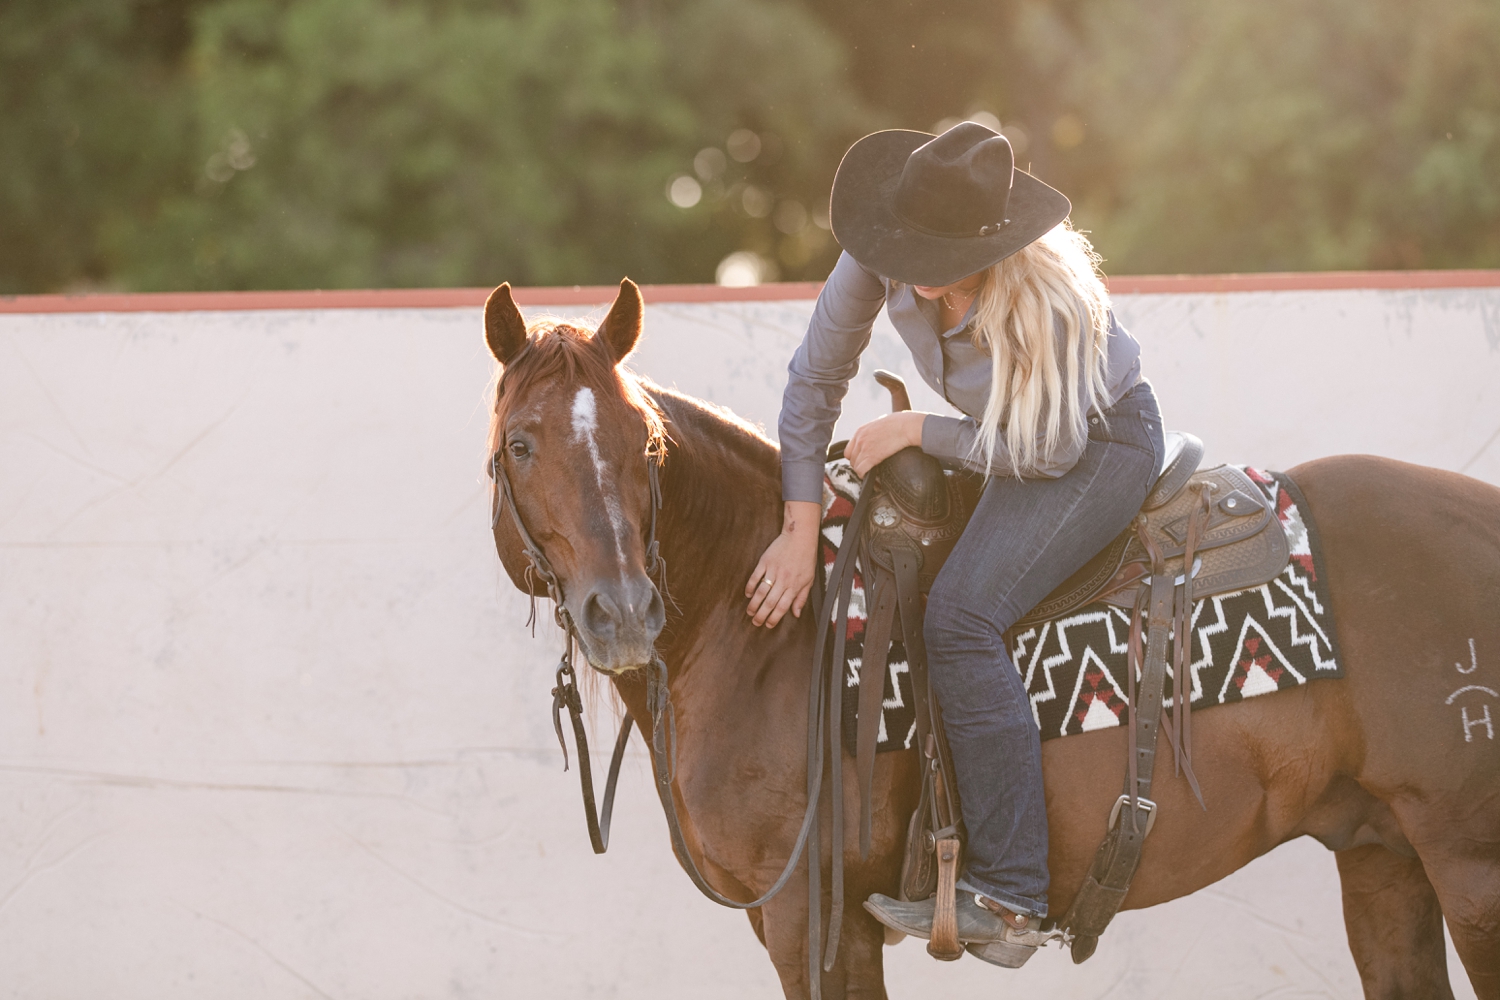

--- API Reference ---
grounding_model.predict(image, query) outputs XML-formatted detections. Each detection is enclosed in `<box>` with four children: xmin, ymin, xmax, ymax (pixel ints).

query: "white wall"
<box><xmin>2</xmin><ymin>286</ymin><xmax>1495</xmax><ymax>998</ymax></box>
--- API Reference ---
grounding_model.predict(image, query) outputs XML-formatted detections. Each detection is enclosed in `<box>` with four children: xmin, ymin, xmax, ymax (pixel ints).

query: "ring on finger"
<box><xmin>760</xmin><ymin>577</ymin><xmax>774</xmax><ymax>588</ymax></box>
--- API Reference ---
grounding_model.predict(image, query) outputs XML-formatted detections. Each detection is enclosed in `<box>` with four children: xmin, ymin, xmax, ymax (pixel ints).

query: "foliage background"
<box><xmin>3</xmin><ymin>0</ymin><xmax>1498</xmax><ymax>293</ymax></box>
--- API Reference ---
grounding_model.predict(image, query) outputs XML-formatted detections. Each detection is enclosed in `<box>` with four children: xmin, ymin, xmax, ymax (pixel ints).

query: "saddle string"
<box><xmin>1126</xmin><ymin>582</ymin><xmax>1148</xmax><ymax>835</ymax></box>
<box><xmin>1170</xmin><ymin>486</ymin><xmax>1211</xmax><ymax>807</ymax></box>
<box><xmin>1141</xmin><ymin>485</ymin><xmax>1209</xmax><ymax>809</ymax></box>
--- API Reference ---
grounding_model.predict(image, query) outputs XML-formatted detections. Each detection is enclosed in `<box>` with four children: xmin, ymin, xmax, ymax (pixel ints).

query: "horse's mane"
<box><xmin>647</xmin><ymin>388</ymin><xmax>784</xmax><ymax>603</ymax></box>
<box><xmin>650</xmin><ymin>386</ymin><xmax>779</xmax><ymax>474</ymax></box>
<box><xmin>486</xmin><ymin>319</ymin><xmax>668</xmax><ymax>461</ymax></box>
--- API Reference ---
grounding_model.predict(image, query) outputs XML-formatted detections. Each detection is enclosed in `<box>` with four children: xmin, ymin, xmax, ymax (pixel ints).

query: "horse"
<box><xmin>482</xmin><ymin>278</ymin><xmax>1500</xmax><ymax>999</ymax></box>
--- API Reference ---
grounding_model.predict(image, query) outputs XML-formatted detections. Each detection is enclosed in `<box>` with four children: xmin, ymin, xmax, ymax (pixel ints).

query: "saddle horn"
<box><xmin>873</xmin><ymin>370</ymin><xmax>912</xmax><ymax>413</ymax></box>
<box><xmin>869</xmin><ymin>370</ymin><xmax>948</xmax><ymax>525</ymax></box>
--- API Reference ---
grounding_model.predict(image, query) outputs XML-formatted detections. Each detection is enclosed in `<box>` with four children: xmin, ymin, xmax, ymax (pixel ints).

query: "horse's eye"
<box><xmin>508</xmin><ymin>440</ymin><xmax>530</xmax><ymax>459</ymax></box>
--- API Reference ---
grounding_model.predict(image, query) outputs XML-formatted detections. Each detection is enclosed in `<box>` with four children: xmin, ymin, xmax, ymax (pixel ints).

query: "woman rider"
<box><xmin>742</xmin><ymin>122</ymin><xmax>1164</xmax><ymax>956</ymax></box>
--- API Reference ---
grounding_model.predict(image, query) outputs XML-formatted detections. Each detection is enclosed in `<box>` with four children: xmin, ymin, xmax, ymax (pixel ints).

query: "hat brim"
<box><xmin>830</xmin><ymin>130</ymin><xmax>1072</xmax><ymax>287</ymax></box>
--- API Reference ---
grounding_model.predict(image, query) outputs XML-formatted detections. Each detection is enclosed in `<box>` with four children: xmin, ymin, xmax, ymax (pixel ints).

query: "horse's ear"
<box><xmin>484</xmin><ymin>283</ymin><xmax>528</xmax><ymax>364</ymax></box>
<box><xmin>596</xmin><ymin>278</ymin><xmax>643</xmax><ymax>365</ymax></box>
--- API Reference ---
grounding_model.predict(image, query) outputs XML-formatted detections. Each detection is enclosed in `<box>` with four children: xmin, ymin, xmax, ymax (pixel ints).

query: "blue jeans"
<box><xmin>925</xmin><ymin>381</ymin><xmax>1164</xmax><ymax>917</ymax></box>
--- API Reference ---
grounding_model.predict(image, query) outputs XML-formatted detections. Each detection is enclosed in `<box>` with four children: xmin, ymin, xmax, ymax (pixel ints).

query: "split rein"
<box><xmin>487</xmin><ymin>448</ymin><xmax>827</xmax><ymax>915</ymax></box>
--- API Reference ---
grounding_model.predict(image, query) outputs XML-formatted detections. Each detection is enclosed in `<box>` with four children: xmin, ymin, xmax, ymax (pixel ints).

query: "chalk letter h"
<box><xmin>1462</xmin><ymin>703</ymin><xmax>1495</xmax><ymax>743</ymax></box>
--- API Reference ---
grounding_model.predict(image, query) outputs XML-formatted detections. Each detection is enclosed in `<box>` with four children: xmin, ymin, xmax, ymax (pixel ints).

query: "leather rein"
<box><xmin>488</xmin><ymin>446</ymin><xmax>839</xmax><ymax>938</ymax></box>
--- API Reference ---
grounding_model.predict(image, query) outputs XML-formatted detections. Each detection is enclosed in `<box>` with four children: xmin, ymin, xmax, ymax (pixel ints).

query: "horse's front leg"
<box><xmin>757</xmin><ymin>752</ymin><xmax>918</xmax><ymax>999</ymax></box>
<box><xmin>759</xmin><ymin>876</ymin><xmax>890</xmax><ymax>1000</ymax></box>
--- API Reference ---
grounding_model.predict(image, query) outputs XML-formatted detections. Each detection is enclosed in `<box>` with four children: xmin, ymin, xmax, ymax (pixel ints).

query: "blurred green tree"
<box><xmin>800</xmin><ymin>0</ymin><xmax>1018</xmax><ymax>130</ymax></box>
<box><xmin>806</xmin><ymin>0</ymin><xmax>1500</xmax><ymax>273</ymax></box>
<box><xmin>3</xmin><ymin>0</ymin><xmax>1498</xmax><ymax>291</ymax></box>
<box><xmin>1014</xmin><ymin>0</ymin><xmax>1500</xmax><ymax>272</ymax></box>
<box><xmin>112</xmin><ymin>0</ymin><xmax>869</xmax><ymax>290</ymax></box>
<box><xmin>0</xmin><ymin>0</ymin><xmax>202</xmax><ymax>293</ymax></box>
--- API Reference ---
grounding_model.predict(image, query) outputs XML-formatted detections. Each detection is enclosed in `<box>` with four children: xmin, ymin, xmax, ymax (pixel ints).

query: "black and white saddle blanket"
<box><xmin>820</xmin><ymin>464</ymin><xmax>1344</xmax><ymax>754</ymax></box>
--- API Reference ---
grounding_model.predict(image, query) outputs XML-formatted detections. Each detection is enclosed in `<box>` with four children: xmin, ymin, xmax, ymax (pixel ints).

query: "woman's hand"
<box><xmin>746</xmin><ymin>500</ymin><xmax>823</xmax><ymax>628</ymax></box>
<box><xmin>746</xmin><ymin>412</ymin><xmax>926</xmax><ymax>628</ymax></box>
<box><xmin>845</xmin><ymin>411</ymin><xmax>927</xmax><ymax>478</ymax></box>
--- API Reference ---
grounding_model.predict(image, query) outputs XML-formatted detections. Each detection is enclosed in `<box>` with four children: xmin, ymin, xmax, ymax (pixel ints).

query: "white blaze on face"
<box><xmin>571</xmin><ymin>386</ymin><xmax>598</xmax><ymax>439</ymax></box>
<box><xmin>571</xmin><ymin>386</ymin><xmax>629</xmax><ymax>567</ymax></box>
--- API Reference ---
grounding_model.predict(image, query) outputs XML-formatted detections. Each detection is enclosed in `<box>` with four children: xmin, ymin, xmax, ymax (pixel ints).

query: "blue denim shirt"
<box><xmin>778</xmin><ymin>251</ymin><xmax>1144</xmax><ymax>503</ymax></box>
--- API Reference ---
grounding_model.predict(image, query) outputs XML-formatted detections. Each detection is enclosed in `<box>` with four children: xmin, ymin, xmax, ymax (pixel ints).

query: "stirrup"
<box><xmin>964</xmin><ymin>939</ymin><xmax>1037</xmax><ymax>968</ymax></box>
<box><xmin>964</xmin><ymin>920</ymin><xmax>1068</xmax><ymax>968</ymax></box>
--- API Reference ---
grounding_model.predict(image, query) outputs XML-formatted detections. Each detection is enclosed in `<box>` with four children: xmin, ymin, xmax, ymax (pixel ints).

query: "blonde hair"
<box><xmin>968</xmin><ymin>222</ymin><xmax>1111</xmax><ymax>476</ymax></box>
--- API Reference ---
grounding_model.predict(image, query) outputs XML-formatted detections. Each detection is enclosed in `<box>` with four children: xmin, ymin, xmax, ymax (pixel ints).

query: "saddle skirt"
<box><xmin>821</xmin><ymin>458</ymin><xmax>1343</xmax><ymax>753</ymax></box>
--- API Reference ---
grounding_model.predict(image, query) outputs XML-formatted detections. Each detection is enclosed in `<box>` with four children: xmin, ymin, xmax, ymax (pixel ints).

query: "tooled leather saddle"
<box><xmin>828</xmin><ymin>371</ymin><xmax>1289</xmax><ymax>966</ymax></box>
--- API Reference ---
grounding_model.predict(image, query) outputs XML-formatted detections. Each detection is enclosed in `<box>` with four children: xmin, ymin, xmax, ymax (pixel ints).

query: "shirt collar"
<box><xmin>902</xmin><ymin>283</ymin><xmax>977</xmax><ymax>338</ymax></box>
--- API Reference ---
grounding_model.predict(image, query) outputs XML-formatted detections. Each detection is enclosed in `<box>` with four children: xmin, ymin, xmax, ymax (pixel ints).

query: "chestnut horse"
<box><xmin>483</xmin><ymin>279</ymin><xmax>1499</xmax><ymax>999</ymax></box>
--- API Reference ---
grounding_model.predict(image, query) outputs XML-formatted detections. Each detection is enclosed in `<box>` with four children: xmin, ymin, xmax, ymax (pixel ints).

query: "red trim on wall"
<box><xmin>1105</xmin><ymin>270</ymin><xmax>1500</xmax><ymax>294</ymax></box>
<box><xmin>2</xmin><ymin>272</ymin><xmax>1497</xmax><ymax>314</ymax></box>
<box><xmin>0</xmin><ymin>282</ymin><xmax>827</xmax><ymax>314</ymax></box>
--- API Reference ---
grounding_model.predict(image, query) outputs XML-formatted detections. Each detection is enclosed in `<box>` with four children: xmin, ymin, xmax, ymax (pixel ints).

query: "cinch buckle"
<box><xmin>1108</xmin><ymin>794</ymin><xmax>1158</xmax><ymax>837</ymax></box>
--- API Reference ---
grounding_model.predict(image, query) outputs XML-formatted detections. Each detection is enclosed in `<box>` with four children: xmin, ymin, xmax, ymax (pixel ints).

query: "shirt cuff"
<box><xmin>920</xmin><ymin>414</ymin><xmax>971</xmax><ymax>469</ymax></box>
<box><xmin>781</xmin><ymin>457</ymin><xmax>828</xmax><ymax>504</ymax></box>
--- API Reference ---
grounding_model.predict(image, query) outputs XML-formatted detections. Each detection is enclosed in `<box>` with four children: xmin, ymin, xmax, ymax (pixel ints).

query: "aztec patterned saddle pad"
<box><xmin>821</xmin><ymin>465</ymin><xmax>1344</xmax><ymax>754</ymax></box>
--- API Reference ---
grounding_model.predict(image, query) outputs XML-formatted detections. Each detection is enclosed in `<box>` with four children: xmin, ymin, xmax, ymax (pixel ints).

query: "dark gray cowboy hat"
<box><xmin>830</xmin><ymin>122</ymin><xmax>1071</xmax><ymax>287</ymax></box>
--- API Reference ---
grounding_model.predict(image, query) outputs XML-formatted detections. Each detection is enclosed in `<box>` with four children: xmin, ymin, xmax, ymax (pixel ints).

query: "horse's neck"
<box><xmin>630</xmin><ymin>391</ymin><xmax>810</xmax><ymax>689</ymax></box>
<box><xmin>610</xmin><ymin>389</ymin><xmax>815</xmax><ymax>801</ymax></box>
<box><xmin>653</xmin><ymin>391</ymin><xmax>784</xmax><ymax>628</ymax></box>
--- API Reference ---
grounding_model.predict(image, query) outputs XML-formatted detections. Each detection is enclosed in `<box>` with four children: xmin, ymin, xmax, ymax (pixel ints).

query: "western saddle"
<box><xmin>827</xmin><ymin>372</ymin><xmax>1290</xmax><ymax>966</ymax></box>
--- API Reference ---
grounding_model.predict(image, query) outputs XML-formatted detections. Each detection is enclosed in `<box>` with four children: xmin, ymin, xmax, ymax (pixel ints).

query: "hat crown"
<box><xmin>892</xmin><ymin>123</ymin><xmax>1014</xmax><ymax>238</ymax></box>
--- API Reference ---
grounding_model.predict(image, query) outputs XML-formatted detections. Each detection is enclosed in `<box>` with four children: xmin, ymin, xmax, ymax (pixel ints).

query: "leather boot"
<box><xmin>863</xmin><ymin>892</ymin><xmax>1049</xmax><ymax>948</ymax></box>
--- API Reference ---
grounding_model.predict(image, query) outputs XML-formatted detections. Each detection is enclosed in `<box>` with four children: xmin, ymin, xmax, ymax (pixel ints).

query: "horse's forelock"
<box><xmin>487</xmin><ymin>319</ymin><xmax>667</xmax><ymax>461</ymax></box>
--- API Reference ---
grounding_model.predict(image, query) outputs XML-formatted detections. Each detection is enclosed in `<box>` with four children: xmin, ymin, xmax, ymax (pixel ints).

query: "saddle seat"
<box><xmin>862</xmin><ymin>429</ymin><xmax>1289</xmax><ymax>620</ymax></box>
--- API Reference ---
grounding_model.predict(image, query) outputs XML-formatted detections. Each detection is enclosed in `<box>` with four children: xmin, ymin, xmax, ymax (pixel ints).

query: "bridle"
<box><xmin>488</xmin><ymin>436</ymin><xmax>847</xmax><ymax>980</ymax></box>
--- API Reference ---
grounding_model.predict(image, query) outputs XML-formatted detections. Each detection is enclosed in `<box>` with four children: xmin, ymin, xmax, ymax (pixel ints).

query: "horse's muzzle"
<box><xmin>571</xmin><ymin>575</ymin><xmax>666</xmax><ymax>674</ymax></box>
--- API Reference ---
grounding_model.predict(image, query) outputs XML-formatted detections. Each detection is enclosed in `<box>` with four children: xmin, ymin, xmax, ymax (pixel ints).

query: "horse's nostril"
<box><xmin>622</xmin><ymin>578</ymin><xmax>666</xmax><ymax>639</ymax></box>
<box><xmin>644</xmin><ymin>588</ymin><xmax>666</xmax><ymax>636</ymax></box>
<box><xmin>583</xmin><ymin>590</ymin><xmax>621</xmax><ymax>640</ymax></box>
<box><xmin>579</xmin><ymin>580</ymin><xmax>664</xmax><ymax>654</ymax></box>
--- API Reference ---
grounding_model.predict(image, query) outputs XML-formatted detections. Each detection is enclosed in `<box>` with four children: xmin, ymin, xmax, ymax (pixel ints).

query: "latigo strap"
<box><xmin>1061</xmin><ymin>492</ymin><xmax>1214</xmax><ymax>962</ymax></box>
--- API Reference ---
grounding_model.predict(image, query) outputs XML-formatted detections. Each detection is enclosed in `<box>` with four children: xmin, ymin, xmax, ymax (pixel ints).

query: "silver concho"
<box><xmin>872</xmin><ymin>505</ymin><xmax>899</xmax><ymax>528</ymax></box>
